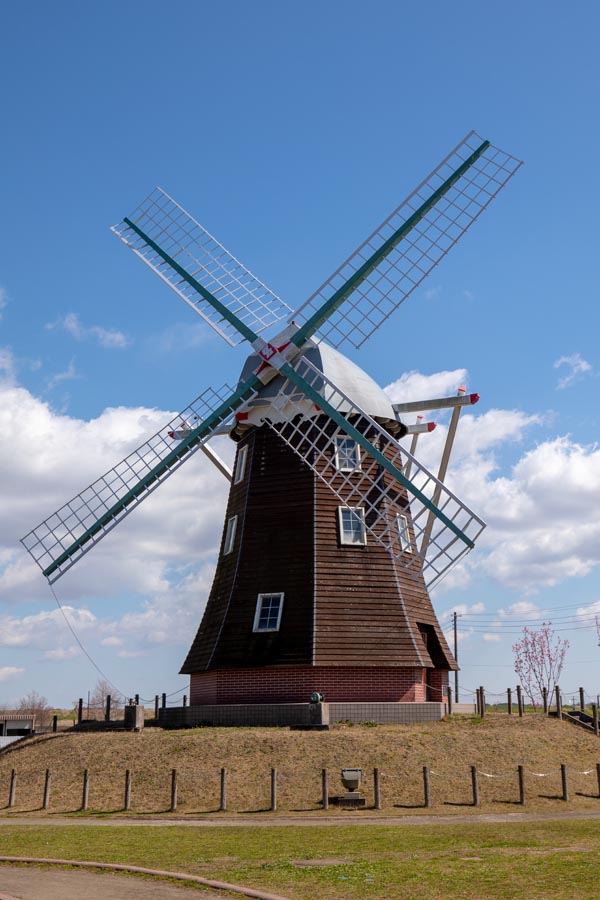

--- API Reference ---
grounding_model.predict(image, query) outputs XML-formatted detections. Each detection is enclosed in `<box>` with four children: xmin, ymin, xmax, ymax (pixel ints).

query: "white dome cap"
<box><xmin>233</xmin><ymin>339</ymin><xmax>399</xmax><ymax>435</ymax></box>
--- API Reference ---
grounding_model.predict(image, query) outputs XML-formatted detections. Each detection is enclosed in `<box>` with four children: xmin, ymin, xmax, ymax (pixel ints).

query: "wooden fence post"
<box><xmin>373</xmin><ymin>768</ymin><xmax>381</xmax><ymax>810</ymax></box>
<box><xmin>8</xmin><ymin>769</ymin><xmax>16</xmax><ymax>808</ymax></box>
<box><xmin>471</xmin><ymin>765</ymin><xmax>479</xmax><ymax>806</ymax></box>
<box><xmin>43</xmin><ymin>769</ymin><xmax>51</xmax><ymax>810</ymax></box>
<box><xmin>447</xmin><ymin>685</ymin><xmax>452</xmax><ymax>715</ymax></box>
<box><xmin>555</xmin><ymin>686</ymin><xmax>562</xmax><ymax>720</ymax></box>
<box><xmin>321</xmin><ymin>768</ymin><xmax>329</xmax><ymax>810</ymax></box>
<box><xmin>52</xmin><ymin>715</ymin><xmax>58</xmax><ymax>733</ymax></box>
<box><xmin>105</xmin><ymin>694</ymin><xmax>111</xmax><ymax>722</ymax></box>
<box><xmin>516</xmin><ymin>685</ymin><xmax>524</xmax><ymax>717</ymax></box>
<box><xmin>561</xmin><ymin>764</ymin><xmax>568</xmax><ymax>801</ymax></box>
<box><xmin>475</xmin><ymin>688</ymin><xmax>480</xmax><ymax>717</ymax></box>
<box><xmin>124</xmin><ymin>769</ymin><xmax>131</xmax><ymax>811</ymax></box>
<box><xmin>517</xmin><ymin>765</ymin><xmax>525</xmax><ymax>805</ymax></box>
<box><xmin>580</xmin><ymin>687</ymin><xmax>585</xmax><ymax>712</ymax></box>
<box><xmin>161</xmin><ymin>693</ymin><xmax>167</xmax><ymax>709</ymax></box>
<box><xmin>77</xmin><ymin>698</ymin><xmax>83</xmax><ymax>724</ymax></box>
<box><xmin>183</xmin><ymin>695</ymin><xmax>187</xmax><ymax>708</ymax></box>
<box><xmin>480</xmin><ymin>687</ymin><xmax>486</xmax><ymax>718</ymax></box>
<box><xmin>270</xmin><ymin>768</ymin><xmax>277</xmax><ymax>812</ymax></box>
<box><xmin>154</xmin><ymin>695</ymin><xmax>159</xmax><ymax>719</ymax></box>
<box><xmin>81</xmin><ymin>769</ymin><xmax>89</xmax><ymax>811</ymax></box>
<box><xmin>596</xmin><ymin>763</ymin><xmax>600</xmax><ymax>798</ymax></box>
<box><xmin>423</xmin><ymin>766</ymin><xmax>431</xmax><ymax>808</ymax></box>
<box><xmin>507</xmin><ymin>687</ymin><xmax>512</xmax><ymax>715</ymax></box>
<box><xmin>170</xmin><ymin>769</ymin><xmax>177</xmax><ymax>812</ymax></box>
<box><xmin>542</xmin><ymin>687</ymin><xmax>548</xmax><ymax>715</ymax></box>
<box><xmin>219</xmin><ymin>767</ymin><xmax>227</xmax><ymax>812</ymax></box>
<box><xmin>592</xmin><ymin>703</ymin><xmax>599</xmax><ymax>737</ymax></box>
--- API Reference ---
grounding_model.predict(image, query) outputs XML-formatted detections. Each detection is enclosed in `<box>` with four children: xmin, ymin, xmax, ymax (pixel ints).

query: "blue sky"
<box><xmin>1</xmin><ymin>1</ymin><xmax>600</xmax><ymax>707</ymax></box>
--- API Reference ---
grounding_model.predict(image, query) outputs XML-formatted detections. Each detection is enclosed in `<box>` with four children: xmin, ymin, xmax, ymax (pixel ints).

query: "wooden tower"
<box><xmin>181</xmin><ymin>343</ymin><xmax>457</xmax><ymax>705</ymax></box>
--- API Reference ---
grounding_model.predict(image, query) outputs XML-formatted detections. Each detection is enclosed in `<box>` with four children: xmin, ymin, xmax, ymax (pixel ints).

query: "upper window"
<box><xmin>253</xmin><ymin>592</ymin><xmax>284</xmax><ymax>632</ymax></box>
<box><xmin>397</xmin><ymin>513</ymin><xmax>412</xmax><ymax>553</ymax></box>
<box><xmin>234</xmin><ymin>445</ymin><xmax>248</xmax><ymax>484</ymax></box>
<box><xmin>334</xmin><ymin>435</ymin><xmax>361</xmax><ymax>472</ymax></box>
<box><xmin>223</xmin><ymin>515</ymin><xmax>238</xmax><ymax>555</ymax></box>
<box><xmin>338</xmin><ymin>506</ymin><xmax>367</xmax><ymax>546</ymax></box>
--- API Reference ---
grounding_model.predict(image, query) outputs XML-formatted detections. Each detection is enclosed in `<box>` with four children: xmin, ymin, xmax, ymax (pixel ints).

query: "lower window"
<box><xmin>253</xmin><ymin>592</ymin><xmax>284</xmax><ymax>632</ymax></box>
<box><xmin>338</xmin><ymin>506</ymin><xmax>367</xmax><ymax>546</ymax></box>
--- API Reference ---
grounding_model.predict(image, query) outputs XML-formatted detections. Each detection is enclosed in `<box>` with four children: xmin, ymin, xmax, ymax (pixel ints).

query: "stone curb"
<box><xmin>0</xmin><ymin>857</ymin><xmax>292</xmax><ymax>900</ymax></box>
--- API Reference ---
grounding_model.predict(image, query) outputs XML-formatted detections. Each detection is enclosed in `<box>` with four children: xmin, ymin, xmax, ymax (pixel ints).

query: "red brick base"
<box><xmin>190</xmin><ymin>666</ymin><xmax>449</xmax><ymax>705</ymax></box>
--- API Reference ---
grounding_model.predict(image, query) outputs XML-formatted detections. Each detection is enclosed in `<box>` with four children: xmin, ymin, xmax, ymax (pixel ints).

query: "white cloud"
<box><xmin>554</xmin><ymin>352</ymin><xmax>592</xmax><ymax>389</ymax></box>
<box><xmin>146</xmin><ymin>322</ymin><xmax>211</xmax><ymax>355</ymax></box>
<box><xmin>440</xmin><ymin>602</ymin><xmax>485</xmax><ymax>622</ymax></box>
<box><xmin>0</xmin><ymin>606</ymin><xmax>96</xmax><ymax>648</ymax></box>
<box><xmin>0</xmin><ymin>666</ymin><xmax>24</xmax><ymax>682</ymax></box>
<box><xmin>0</xmin><ymin>287</ymin><xmax>8</xmax><ymax>319</ymax></box>
<box><xmin>44</xmin><ymin>645</ymin><xmax>80</xmax><ymax>661</ymax></box>
<box><xmin>101</xmin><ymin>636</ymin><xmax>123</xmax><ymax>647</ymax></box>
<box><xmin>0</xmin><ymin>347</ymin><xmax>15</xmax><ymax>381</ymax></box>
<box><xmin>0</xmin><ymin>368</ymin><xmax>230</xmax><ymax>606</ymax></box>
<box><xmin>499</xmin><ymin>601</ymin><xmax>541</xmax><ymax>619</ymax></box>
<box><xmin>47</xmin><ymin>313</ymin><xmax>131</xmax><ymax>350</ymax></box>
<box><xmin>385</xmin><ymin>368</ymin><xmax>468</xmax><ymax>405</ymax></box>
<box><xmin>483</xmin><ymin>633</ymin><xmax>501</xmax><ymax>643</ymax></box>
<box><xmin>46</xmin><ymin>359</ymin><xmax>79</xmax><ymax>392</ymax></box>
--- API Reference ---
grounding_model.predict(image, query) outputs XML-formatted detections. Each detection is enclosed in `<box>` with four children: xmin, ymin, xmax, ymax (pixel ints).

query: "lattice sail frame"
<box><xmin>111</xmin><ymin>187</ymin><xmax>293</xmax><ymax>347</ymax></box>
<box><xmin>21</xmin><ymin>381</ymin><xmax>257</xmax><ymax>583</ymax></box>
<box><xmin>263</xmin><ymin>356</ymin><xmax>485</xmax><ymax>587</ymax></box>
<box><xmin>294</xmin><ymin>132</ymin><xmax>523</xmax><ymax>350</ymax></box>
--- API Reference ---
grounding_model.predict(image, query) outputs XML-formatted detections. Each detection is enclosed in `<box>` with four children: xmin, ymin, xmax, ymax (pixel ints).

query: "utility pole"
<box><xmin>453</xmin><ymin>611</ymin><xmax>461</xmax><ymax>702</ymax></box>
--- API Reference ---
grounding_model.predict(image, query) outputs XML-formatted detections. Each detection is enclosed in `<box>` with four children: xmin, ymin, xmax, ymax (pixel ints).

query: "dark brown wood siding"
<box><xmin>181</xmin><ymin>426</ymin><xmax>315</xmax><ymax>673</ymax></box>
<box><xmin>182</xmin><ymin>421</ymin><xmax>456</xmax><ymax>676</ymax></box>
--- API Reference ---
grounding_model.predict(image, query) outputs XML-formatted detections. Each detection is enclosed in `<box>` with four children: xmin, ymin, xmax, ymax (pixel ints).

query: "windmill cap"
<box><xmin>234</xmin><ymin>339</ymin><xmax>400</xmax><ymax>434</ymax></box>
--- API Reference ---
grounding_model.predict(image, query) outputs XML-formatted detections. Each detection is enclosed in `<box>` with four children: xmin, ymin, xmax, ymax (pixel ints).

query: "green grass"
<box><xmin>1</xmin><ymin>819</ymin><xmax>599</xmax><ymax>899</ymax></box>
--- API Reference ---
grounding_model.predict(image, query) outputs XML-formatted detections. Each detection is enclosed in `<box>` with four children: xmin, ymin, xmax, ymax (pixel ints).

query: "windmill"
<box><xmin>22</xmin><ymin>132</ymin><xmax>522</xmax><ymax>722</ymax></box>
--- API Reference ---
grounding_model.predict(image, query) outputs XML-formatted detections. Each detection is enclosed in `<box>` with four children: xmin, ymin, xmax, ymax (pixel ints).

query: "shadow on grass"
<box><xmin>393</xmin><ymin>803</ymin><xmax>428</xmax><ymax>810</ymax></box>
<box><xmin>443</xmin><ymin>801</ymin><xmax>476</xmax><ymax>807</ymax></box>
<box><xmin>575</xmin><ymin>791</ymin><xmax>600</xmax><ymax>799</ymax></box>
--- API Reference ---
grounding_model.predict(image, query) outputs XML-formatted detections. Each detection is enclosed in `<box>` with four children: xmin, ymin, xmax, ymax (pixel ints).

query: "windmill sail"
<box><xmin>111</xmin><ymin>187</ymin><xmax>292</xmax><ymax>347</ymax></box>
<box><xmin>21</xmin><ymin>379</ymin><xmax>259</xmax><ymax>583</ymax></box>
<box><xmin>292</xmin><ymin>132</ymin><xmax>523</xmax><ymax>351</ymax></box>
<box><xmin>262</xmin><ymin>354</ymin><xmax>485</xmax><ymax>586</ymax></box>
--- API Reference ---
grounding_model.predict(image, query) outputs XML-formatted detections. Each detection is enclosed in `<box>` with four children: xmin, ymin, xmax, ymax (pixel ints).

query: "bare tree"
<box><xmin>88</xmin><ymin>678</ymin><xmax>123</xmax><ymax>718</ymax></box>
<box><xmin>17</xmin><ymin>690</ymin><xmax>52</xmax><ymax>729</ymax></box>
<box><xmin>513</xmin><ymin>622</ymin><xmax>569</xmax><ymax>708</ymax></box>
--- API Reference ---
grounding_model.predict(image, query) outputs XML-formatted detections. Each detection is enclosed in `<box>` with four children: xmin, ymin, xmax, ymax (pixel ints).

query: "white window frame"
<box><xmin>253</xmin><ymin>592</ymin><xmax>284</xmax><ymax>632</ymax></box>
<box><xmin>338</xmin><ymin>506</ymin><xmax>367</xmax><ymax>546</ymax></box>
<box><xmin>334</xmin><ymin>434</ymin><xmax>361</xmax><ymax>472</ymax></box>
<box><xmin>234</xmin><ymin>445</ymin><xmax>248</xmax><ymax>484</ymax></box>
<box><xmin>223</xmin><ymin>515</ymin><xmax>238</xmax><ymax>555</ymax></box>
<box><xmin>397</xmin><ymin>512</ymin><xmax>412</xmax><ymax>553</ymax></box>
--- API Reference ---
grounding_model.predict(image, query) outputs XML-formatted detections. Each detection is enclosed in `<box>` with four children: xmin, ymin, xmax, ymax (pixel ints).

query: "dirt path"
<box><xmin>0</xmin><ymin>866</ymin><xmax>230</xmax><ymax>900</ymax></box>
<box><xmin>2</xmin><ymin>809</ymin><xmax>600</xmax><ymax>827</ymax></box>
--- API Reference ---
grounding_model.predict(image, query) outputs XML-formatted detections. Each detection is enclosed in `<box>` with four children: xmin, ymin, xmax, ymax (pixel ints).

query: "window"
<box><xmin>253</xmin><ymin>593</ymin><xmax>284</xmax><ymax>632</ymax></box>
<box><xmin>223</xmin><ymin>515</ymin><xmax>237</xmax><ymax>555</ymax></box>
<box><xmin>338</xmin><ymin>506</ymin><xmax>367</xmax><ymax>546</ymax></box>
<box><xmin>234</xmin><ymin>445</ymin><xmax>248</xmax><ymax>484</ymax></box>
<box><xmin>397</xmin><ymin>513</ymin><xmax>412</xmax><ymax>553</ymax></box>
<box><xmin>334</xmin><ymin>435</ymin><xmax>361</xmax><ymax>472</ymax></box>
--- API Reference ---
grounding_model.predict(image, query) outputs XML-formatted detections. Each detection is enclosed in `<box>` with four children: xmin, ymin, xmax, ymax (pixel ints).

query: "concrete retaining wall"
<box><xmin>159</xmin><ymin>701</ymin><xmax>446</xmax><ymax>728</ymax></box>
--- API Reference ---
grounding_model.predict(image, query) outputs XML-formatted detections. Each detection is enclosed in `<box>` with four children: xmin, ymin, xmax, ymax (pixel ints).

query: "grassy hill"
<box><xmin>1</xmin><ymin>714</ymin><xmax>599</xmax><ymax>816</ymax></box>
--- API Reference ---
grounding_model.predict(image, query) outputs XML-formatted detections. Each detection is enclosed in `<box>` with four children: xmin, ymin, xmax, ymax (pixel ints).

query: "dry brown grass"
<box><xmin>1</xmin><ymin>714</ymin><xmax>599</xmax><ymax>816</ymax></box>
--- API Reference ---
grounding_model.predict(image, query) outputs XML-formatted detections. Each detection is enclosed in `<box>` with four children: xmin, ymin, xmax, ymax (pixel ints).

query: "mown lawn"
<box><xmin>1</xmin><ymin>819</ymin><xmax>599</xmax><ymax>899</ymax></box>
